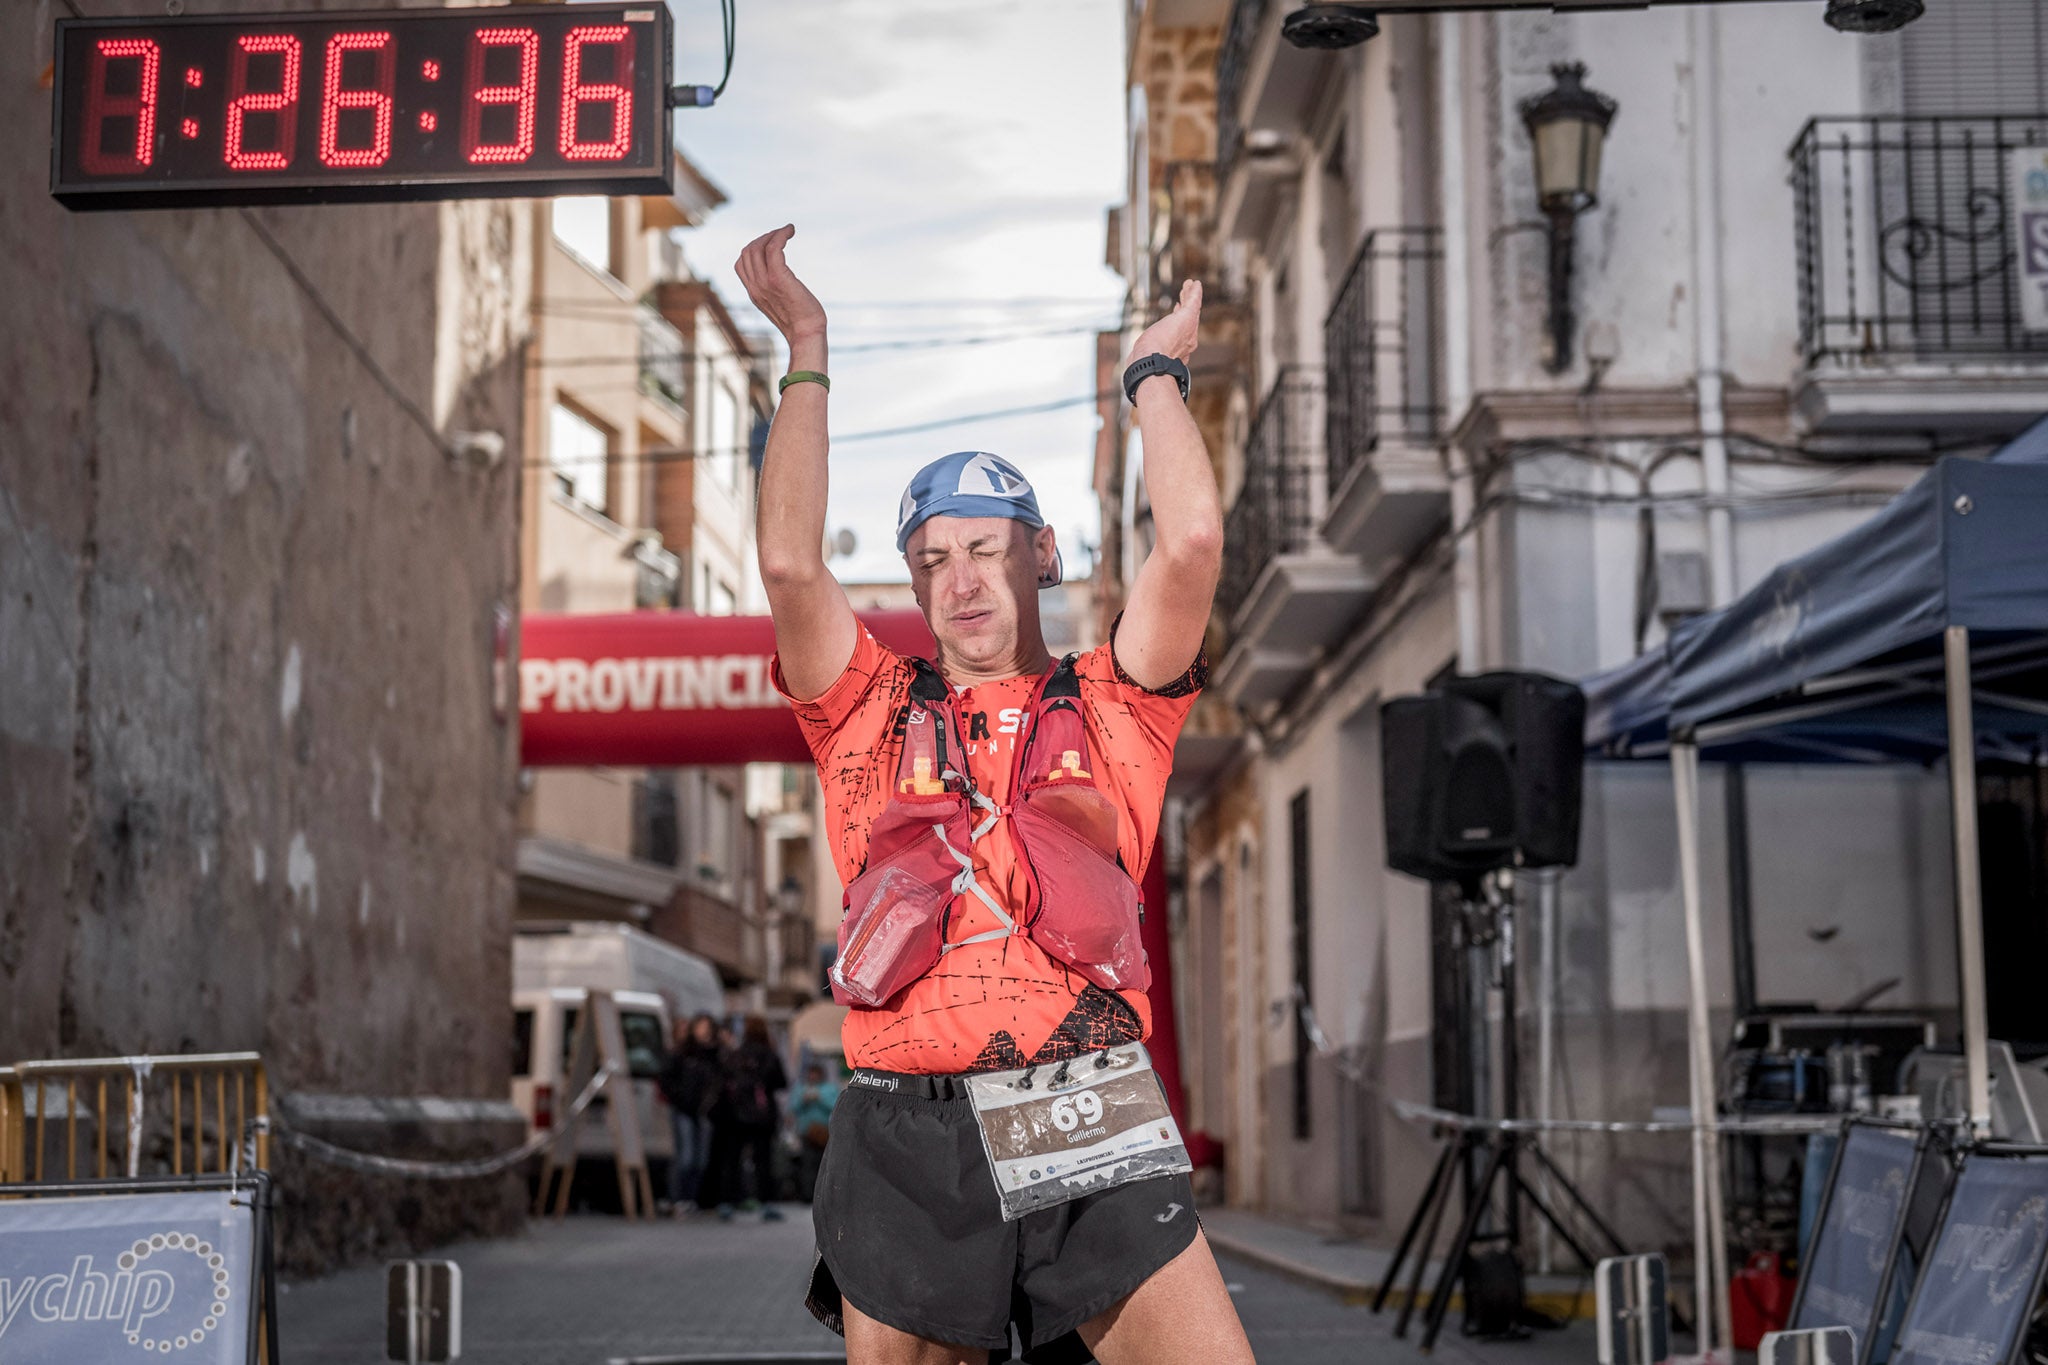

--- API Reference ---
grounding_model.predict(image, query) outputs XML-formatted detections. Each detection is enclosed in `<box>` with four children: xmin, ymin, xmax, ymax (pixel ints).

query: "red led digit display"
<box><xmin>318</xmin><ymin>31</ymin><xmax>395</xmax><ymax>169</ymax></box>
<box><xmin>51</xmin><ymin>4</ymin><xmax>672</xmax><ymax>211</ymax></box>
<box><xmin>463</xmin><ymin>27</ymin><xmax>539</xmax><ymax>166</ymax></box>
<box><xmin>81</xmin><ymin>39</ymin><xmax>160</xmax><ymax>175</ymax></box>
<box><xmin>559</xmin><ymin>26</ymin><xmax>633</xmax><ymax>162</ymax></box>
<box><xmin>224</xmin><ymin>34</ymin><xmax>301</xmax><ymax>171</ymax></box>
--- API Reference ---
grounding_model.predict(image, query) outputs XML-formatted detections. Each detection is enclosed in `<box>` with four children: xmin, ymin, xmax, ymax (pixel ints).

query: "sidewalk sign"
<box><xmin>387</xmin><ymin>1259</ymin><xmax>461</xmax><ymax>1362</ymax></box>
<box><xmin>1760</xmin><ymin>1327</ymin><xmax>1858</xmax><ymax>1365</ymax></box>
<box><xmin>535</xmin><ymin>990</ymin><xmax>654</xmax><ymax>1219</ymax></box>
<box><xmin>0</xmin><ymin>1173</ymin><xmax>275</xmax><ymax>1365</ymax></box>
<box><xmin>1596</xmin><ymin>1253</ymin><xmax>1670</xmax><ymax>1365</ymax></box>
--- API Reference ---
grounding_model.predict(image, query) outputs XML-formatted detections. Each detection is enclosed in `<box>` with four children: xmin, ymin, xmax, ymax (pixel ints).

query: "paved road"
<box><xmin>278</xmin><ymin>1208</ymin><xmax>1599</xmax><ymax>1365</ymax></box>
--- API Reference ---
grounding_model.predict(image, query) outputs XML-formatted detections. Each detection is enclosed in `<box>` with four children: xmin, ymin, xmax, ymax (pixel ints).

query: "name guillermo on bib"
<box><xmin>964</xmin><ymin>1043</ymin><xmax>1192</xmax><ymax>1221</ymax></box>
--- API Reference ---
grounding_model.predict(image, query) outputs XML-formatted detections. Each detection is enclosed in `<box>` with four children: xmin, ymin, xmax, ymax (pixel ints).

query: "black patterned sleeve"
<box><xmin>1106</xmin><ymin>610</ymin><xmax>1209</xmax><ymax>699</ymax></box>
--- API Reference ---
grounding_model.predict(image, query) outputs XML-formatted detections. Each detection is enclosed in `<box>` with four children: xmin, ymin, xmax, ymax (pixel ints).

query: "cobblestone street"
<box><xmin>278</xmin><ymin>1209</ymin><xmax>1600</xmax><ymax>1365</ymax></box>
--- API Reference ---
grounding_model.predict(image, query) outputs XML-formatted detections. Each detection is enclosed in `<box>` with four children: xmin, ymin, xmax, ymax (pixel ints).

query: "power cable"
<box><xmin>526</xmin><ymin>316</ymin><xmax>1123</xmax><ymax>365</ymax></box>
<box><xmin>725</xmin><ymin>295</ymin><xmax>1125</xmax><ymax>312</ymax></box>
<box><xmin>524</xmin><ymin>360</ymin><xmax>1234</xmax><ymax>469</ymax></box>
<box><xmin>238</xmin><ymin>210</ymin><xmax>456</xmax><ymax>460</ymax></box>
<box><xmin>667</xmin><ymin>0</ymin><xmax>736</xmax><ymax>108</ymax></box>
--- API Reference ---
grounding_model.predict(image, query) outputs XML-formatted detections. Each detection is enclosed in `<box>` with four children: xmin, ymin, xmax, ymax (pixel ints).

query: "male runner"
<box><xmin>738</xmin><ymin>224</ymin><xmax>1255</xmax><ymax>1365</ymax></box>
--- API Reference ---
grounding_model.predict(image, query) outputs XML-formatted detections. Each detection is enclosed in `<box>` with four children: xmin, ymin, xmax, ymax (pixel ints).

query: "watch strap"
<box><xmin>1122</xmin><ymin>353</ymin><xmax>1190</xmax><ymax>405</ymax></box>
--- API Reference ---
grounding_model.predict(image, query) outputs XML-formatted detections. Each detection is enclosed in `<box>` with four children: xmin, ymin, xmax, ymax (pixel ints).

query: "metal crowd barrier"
<box><xmin>0</xmin><ymin>1067</ymin><xmax>22</xmax><ymax>1183</ymax></box>
<box><xmin>6</xmin><ymin>1051</ymin><xmax>269</xmax><ymax>1183</ymax></box>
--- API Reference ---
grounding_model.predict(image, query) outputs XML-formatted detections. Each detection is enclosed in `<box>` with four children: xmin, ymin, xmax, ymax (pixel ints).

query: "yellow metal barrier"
<box><xmin>8</xmin><ymin>1052</ymin><xmax>268</xmax><ymax>1183</ymax></box>
<box><xmin>0</xmin><ymin>1067</ymin><xmax>22</xmax><ymax>1183</ymax></box>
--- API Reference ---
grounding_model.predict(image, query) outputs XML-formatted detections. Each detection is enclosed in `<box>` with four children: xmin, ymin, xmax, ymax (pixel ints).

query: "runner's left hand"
<box><xmin>1125</xmin><ymin>279</ymin><xmax>1200</xmax><ymax>367</ymax></box>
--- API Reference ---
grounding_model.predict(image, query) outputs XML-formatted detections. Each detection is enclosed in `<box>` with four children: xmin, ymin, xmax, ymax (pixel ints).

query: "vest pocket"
<box><xmin>832</xmin><ymin>862</ymin><xmax>953</xmax><ymax>1007</ymax></box>
<box><xmin>1012</xmin><ymin>795</ymin><xmax>1149</xmax><ymax>994</ymax></box>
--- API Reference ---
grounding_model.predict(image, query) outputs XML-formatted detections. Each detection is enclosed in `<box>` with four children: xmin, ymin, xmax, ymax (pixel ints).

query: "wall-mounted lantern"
<box><xmin>1518</xmin><ymin>62</ymin><xmax>1617</xmax><ymax>374</ymax></box>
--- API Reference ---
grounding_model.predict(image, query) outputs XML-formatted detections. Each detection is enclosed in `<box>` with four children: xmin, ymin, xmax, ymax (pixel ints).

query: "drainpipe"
<box><xmin>1687</xmin><ymin>15</ymin><xmax>1735</xmax><ymax>1357</ymax></box>
<box><xmin>1690</xmin><ymin>5</ymin><xmax>1735</xmax><ymax>608</ymax></box>
<box><xmin>1296</xmin><ymin>144</ymin><xmax>1331</xmax><ymax>528</ymax></box>
<box><xmin>1438</xmin><ymin>11</ymin><xmax>1482</xmax><ymax>670</ymax></box>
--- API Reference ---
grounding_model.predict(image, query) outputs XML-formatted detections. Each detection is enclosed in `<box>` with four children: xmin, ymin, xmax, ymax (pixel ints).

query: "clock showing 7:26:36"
<box><xmin>51</xmin><ymin>4</ymin><xmax>674</xmax><ymax>211</ymax></box>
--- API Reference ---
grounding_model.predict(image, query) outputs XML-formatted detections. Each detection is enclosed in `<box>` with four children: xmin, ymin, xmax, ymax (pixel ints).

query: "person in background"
<box><xmin>789</xmin><ymin>1061</ymin><xmax>840</xmax><ymax>1203</ymax></box>
<box><xmin>717</xmin><ymin>1015</ymin><xmax>789</xmax><ymax>1221</ymax></box>
<box><xmin>657</xmin><ymin>1012</ymin><xmax>721</xmax><ymax>1217</ymax></box>
<box><xmin>697</xmin><ymin>1020</ymin><xmax>740</xmax><ymax>1214</ymax></box>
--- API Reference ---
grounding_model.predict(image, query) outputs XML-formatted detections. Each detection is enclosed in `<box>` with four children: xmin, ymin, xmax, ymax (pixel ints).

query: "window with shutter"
<box><xmin>1902</xmin><ymin>0</ymin><xmax>2047</xmax><ymax>118</ymax></box>
<box><xmin>1868</xmin><ymin>0</ymin><xmax>2048</xmax><ymax>356</ymax></box>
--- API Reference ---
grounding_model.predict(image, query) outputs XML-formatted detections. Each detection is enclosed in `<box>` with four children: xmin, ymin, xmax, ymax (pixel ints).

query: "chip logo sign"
<box><xmin>0</xmin><ymin>1230</ymin><xmax>230</xmax><ymax>1355</ymax></box>
<box><xmin>1932</xmin><ymin>1195</ymin><xmax>2048</xmax><ymax>1307</ymax></box>
<box><xmin>0</xmin><ymin>1189</ymin><xmax>253</xmax><ymax>1365</ymax></box>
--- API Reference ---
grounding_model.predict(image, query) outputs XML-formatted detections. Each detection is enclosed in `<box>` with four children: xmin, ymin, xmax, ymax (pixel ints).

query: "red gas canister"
<box><xmin>1729</xmin><ymin>1250</ymin><xmax>1796</xmax><ymax>1349</ymax></box>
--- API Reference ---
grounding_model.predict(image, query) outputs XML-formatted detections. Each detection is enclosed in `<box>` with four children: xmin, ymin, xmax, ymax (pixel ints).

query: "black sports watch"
<box><xmin>1122</xmin><ymin>353</ymin><xmax>1190</xmax><ymax>405</ymax></box>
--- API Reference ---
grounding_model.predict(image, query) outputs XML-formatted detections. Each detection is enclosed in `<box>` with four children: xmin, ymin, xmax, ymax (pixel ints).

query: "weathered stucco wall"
<box><xmin>0</xmin><ymin>0</ymin><xmax>528</xmax><ymax>1269</ymax></box>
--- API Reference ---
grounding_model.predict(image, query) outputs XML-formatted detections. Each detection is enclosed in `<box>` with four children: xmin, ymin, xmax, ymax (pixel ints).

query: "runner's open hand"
<box><xmin>1126</xmin><ymin>279</ymin><xmax>1201</xmax><ymax>366</ymax></box>
<box><xmin>736</xmin><ymin>225</ymin><xmax>826</xmax><ymax>344</ymax></box>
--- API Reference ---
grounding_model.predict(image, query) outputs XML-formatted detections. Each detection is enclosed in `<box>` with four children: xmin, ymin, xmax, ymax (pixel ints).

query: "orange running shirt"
<box><xmin>775</xmin><ymin>621</ymin><xmax>1204</xmax><ymax>1075</ymax></box>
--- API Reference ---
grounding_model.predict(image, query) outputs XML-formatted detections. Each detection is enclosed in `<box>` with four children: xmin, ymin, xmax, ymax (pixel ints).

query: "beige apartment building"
<box><xmin>515</xmin><ymin>151</ymin><xmax>814</xmax><ymax>1013</ymax></box>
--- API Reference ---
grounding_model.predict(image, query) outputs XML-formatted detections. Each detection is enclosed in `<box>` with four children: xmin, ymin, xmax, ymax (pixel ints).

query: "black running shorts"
<box><xmin>805</xmin><ymin>1068</ymin><xmax>1201</xmax><ymax>1361</ymax></box>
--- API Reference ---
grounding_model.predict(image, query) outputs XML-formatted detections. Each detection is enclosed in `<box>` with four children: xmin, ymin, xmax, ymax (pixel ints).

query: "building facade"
<box><xmin>1109</xmin><ymin>0</ymin><xmax>2048</xmax><ymax>1249</ymax></box>
<box><xmin>0</xmin><ymin>0</ymin><xmax>533</xmax><ymax>1271</ymax></box>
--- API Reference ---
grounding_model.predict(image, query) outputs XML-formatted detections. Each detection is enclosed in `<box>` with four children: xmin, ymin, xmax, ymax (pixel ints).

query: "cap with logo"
<box><xmin>895</xmin><ymin>451</ymin><xmax>1045</xmax><ymax>551</ymax></box>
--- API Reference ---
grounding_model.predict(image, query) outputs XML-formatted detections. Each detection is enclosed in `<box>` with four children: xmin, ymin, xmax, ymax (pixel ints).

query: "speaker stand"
<box><xmin>1371</xmin><ymin>874</ymin><xmax>1629</xmax><ymax>1351</ymax></box>
<box><xmin>1374</xmin><ymin>1123</ymin><xmax>1630</xmax><ymax>1350</ymax></box>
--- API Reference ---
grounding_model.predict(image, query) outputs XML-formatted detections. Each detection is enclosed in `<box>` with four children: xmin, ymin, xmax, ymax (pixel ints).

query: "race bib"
<box><xmin>964</xmin><ymin>1043</ymin><xmax>1192</xmax><ymax>1221</ymax></box>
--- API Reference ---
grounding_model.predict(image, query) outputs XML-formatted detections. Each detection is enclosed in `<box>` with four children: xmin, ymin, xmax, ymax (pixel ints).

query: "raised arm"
<box><xmin>738</xmin><ymin>226</ymin><xmax>858</xmax><ymax>701</ymax></box>
<box><xmin>1116</xmin><ymin>280</ymin><xmax>1223</xmax><ymax>691</ymax></box>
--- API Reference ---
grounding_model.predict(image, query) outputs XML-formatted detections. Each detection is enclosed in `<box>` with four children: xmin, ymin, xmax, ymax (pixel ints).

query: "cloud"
<box><xmin>665</xmin><ymin>0</ymin><xmax>1127</xmax><ymax>579</ymax></box>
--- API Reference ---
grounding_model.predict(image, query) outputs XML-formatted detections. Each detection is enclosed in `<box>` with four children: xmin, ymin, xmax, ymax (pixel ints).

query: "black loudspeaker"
<box><xmin>1381</xmin><ymin>671</ymin><xmax>1586</xmax><ymax>883</ymax></box>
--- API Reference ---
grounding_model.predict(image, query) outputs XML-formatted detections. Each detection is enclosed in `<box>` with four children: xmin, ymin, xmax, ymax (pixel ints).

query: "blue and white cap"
<box><xmin>895</xmin><ymin>451</ymin><xmax>1044</xmax><ymax>552</ymax></box>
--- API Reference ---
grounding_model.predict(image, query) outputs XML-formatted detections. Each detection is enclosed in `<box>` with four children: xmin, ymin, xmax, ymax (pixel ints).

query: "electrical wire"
<box><xmin>712</xmin><ymin>0</ymin><xmax>736</xmax><ymax>99</ymax></box>
<box><xmin>525</xmin><ymin>316</ymin><xmax>1123</xmax><ymax>365</ymax></box>
<box><xmin>524</xmin><ymin>360</ymin><xmax>1233</xmax><ymax>469</ymax></box>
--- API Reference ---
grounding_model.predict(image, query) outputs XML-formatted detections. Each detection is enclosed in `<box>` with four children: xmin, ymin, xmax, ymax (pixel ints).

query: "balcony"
<box><xmin>1214</xmin><ymin>369</ymin><xmax>1374</xmax><ymax>707</ymax></box>
<box><xmin>774</xmin><ymin>914</ymin><xmax>818</xmax><ymax>1003</ymax></box>
<box><xmin>1322</xmin><ymin>229</ymin><xmax>1448</xmax><ymax>568</ymax></box>
<box><xmin>1214</xmin><ymin>0</ymin><xmax>1266</xmax><ymax>190</ymax></box>
<box><xmin>1214</xmin><ymin>0</ymin><xmax>1333</xmax><ymax>245</ymax></box>
<box><xmin>1790</xmin><ymin>115</ymin><xmax>2048</xmax><ymax>436</ymax></box>
<box><xmin>638</xmin><ymin>304</ymin><xmax>687</xmax><ymax>412</ymax></box>
<box><xmin>648</xmin><ymin>882</ymin><xmax>762</xmax><ymax>987</ymax></box>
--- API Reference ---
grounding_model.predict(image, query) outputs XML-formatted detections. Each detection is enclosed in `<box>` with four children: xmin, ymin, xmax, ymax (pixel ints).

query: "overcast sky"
<box><xmin>664</xmin><ymin>0</ymin><xmax>1129</xmax><ymax>585</ymax></box>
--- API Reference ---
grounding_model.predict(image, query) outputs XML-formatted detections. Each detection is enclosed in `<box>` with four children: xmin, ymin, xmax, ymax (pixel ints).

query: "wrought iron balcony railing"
<box><xmin>638</xmin><ymin>304</ymin><xmax>688</xmax><ymax>409</ymax></box>
<box><xmin>1324</xmin><ymin>228</ymin><xmax>1443</xmax><ymax>495</ymax></box>
<box><xmin>1214</xmin><ymin>0</ymin><xmax>1266</xmax><ymax>188</ymax></box>
<box><xmin>1792</xmin><ymin>115</ymin><xmax>2048</xmax><ymax>364</ymax></box>
<box><xmin>1217</xmin><ymin>368</ymin><xmax>1323</xmax><ymax>626</ymax></box>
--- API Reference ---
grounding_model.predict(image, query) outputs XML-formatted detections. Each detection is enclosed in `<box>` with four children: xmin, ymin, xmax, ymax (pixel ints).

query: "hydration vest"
<box><xmin>827</xmin><ymin>654</ymin><xmax>1149</xmax><ymax>1008</ymax></box>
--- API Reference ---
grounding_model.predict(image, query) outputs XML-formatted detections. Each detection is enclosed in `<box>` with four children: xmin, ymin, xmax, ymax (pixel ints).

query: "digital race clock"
<box><xmin>51</xmin><ymin>5</ymin><xmax>674</xmax><ymax>211</ymax></box>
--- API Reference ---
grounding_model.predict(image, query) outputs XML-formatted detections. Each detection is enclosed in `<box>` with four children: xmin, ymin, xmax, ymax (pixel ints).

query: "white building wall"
<box><xmin>1177</xmin><ymin>0</ymin><xmax>1994</xmax><ymax>1243</ymax></box>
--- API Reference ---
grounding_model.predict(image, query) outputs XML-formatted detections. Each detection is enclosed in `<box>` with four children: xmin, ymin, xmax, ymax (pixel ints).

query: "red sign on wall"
<box><xmin>518</xmin><ymin>610</ymin><xmax>935</xmax><ymax>768</ymax></box>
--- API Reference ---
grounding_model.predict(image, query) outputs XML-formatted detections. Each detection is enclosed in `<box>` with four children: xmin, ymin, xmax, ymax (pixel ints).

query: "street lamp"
<box><xmin>1519</xmin><ymin>62</ymin><xmax>1617</xmax><ymax>374</ymax></box>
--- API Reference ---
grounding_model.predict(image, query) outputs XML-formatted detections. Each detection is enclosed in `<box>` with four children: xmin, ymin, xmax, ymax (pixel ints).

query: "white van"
<box><xmin>511</xmin><ymin>923</ymin><xmax>725</xmax><ymax>1193</ymax></box>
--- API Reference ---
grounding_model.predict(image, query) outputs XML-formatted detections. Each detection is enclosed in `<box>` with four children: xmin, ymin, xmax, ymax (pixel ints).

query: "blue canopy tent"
<box><xmin>1581</xmin><ymin>420</ymin><xmax>2048</xmax><ymax>1354</ymax></box>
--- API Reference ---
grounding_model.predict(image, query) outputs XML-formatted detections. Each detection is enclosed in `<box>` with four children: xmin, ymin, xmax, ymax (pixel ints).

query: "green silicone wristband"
<box><xmin>778</xmin><ymin>370</ymin><xmax>830</xmax><ymax>395</ymax></box>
